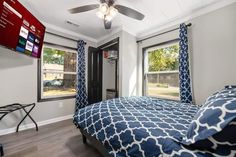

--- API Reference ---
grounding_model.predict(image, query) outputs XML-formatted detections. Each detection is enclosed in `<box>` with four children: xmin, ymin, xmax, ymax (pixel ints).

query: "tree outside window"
<box><xmin>41</xmin><ymin>47</ymin><xmax>77</xmax><ymax>99</ymax></box>
<box><xmin>144</xmin><ymin>43</ymin><xmax>180</xmax><ymax>100</ymax></box>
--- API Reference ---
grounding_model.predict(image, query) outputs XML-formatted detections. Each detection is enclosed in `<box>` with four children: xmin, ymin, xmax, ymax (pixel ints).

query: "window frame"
<box><xmin>37</xmin><ymin>43</ymin><xmax>78</xmax><ymax>102</ymax></box>
<box><xmin>142</xmin><ymin>38</ymin><xmax>180</xmax><ymax>101</ymax></box>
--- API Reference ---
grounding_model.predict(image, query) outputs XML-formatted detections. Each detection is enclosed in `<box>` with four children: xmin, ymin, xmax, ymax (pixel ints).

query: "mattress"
<box><xmin>73</xmin><ymin>97</ymin><xmax>234</xmax><ymax>157</ymax></box>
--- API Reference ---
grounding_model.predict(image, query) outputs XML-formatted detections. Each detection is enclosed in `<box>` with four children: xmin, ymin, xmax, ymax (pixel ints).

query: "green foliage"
<box><xmin>148</xmin><ymin>44</ymin><xmax>179</xmax><ymax>72</ymax></box>
<box><xmin>43</xmin><ymin>48</ymin><xmax>65</xmax><ymax>65</ymax></box>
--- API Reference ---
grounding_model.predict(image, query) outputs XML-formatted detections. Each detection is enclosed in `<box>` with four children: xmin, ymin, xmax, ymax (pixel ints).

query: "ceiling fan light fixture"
<box><xmin>108</xmin><ymin>6</ymin><xmax>118</xmax><ymax>18</ymax></box>
<box><xmin>96</xmin><ymin>4</ymin><xmax>117</xmax><ymax>21</ymax></box>
<box><xmin>96</xmin><ymin>11</ymin><xmax>104</xmax><ymax>19</ymax></box>
<box><xmin>105</xmin><ymin>15</ymin><xmax>113</xmax><ymax>21</ymax></box>
<box><xmin>69</xmin><ymin>1</ymin><xmax>145</xmax><ymax>30</ymax></box>
<box><xmin>99</xmin><ymin>3</ymin><xmax>109</xmax><ymax>14</ymax></box>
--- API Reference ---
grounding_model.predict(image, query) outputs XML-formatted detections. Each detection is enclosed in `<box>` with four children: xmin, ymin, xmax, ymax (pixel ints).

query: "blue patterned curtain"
<box><xmin>179</xmin><ymin>23</ymin><xmax>193</xmax><ymax>103</ymax></box>
<box><xmin>75</xmin><ymin>40</ymin><xmax>88</xmax><ymax>114</ymax></box>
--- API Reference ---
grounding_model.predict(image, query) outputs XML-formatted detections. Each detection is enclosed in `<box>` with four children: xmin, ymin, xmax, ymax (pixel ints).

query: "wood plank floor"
<box><xmin>0</xmin><ymin>120</ymin><xmax>103</xmax><ymax>157</ymax></box>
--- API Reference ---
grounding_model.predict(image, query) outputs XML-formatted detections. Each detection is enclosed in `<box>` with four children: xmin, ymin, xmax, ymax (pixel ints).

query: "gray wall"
<box><xmin>190</xmin><ymin>3</ymin><xmax>236</xmax><ymax>104</ymax></box>
<box><xmin>138</xmin><ymin>3</ymin><xmax>236</xmax><ymax>105</ymax></box>
<box><xmin>121</xmin><ymin>31</ymin><xmax>138</xmax><ymax>96</ymax></box>
<box><xmin>0</xmin><ymin>32</ymin><xmax>96</xmax><ymax>132</ymax></box>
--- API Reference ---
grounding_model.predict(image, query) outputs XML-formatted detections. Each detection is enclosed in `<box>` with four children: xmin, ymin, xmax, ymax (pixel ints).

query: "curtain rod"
<box><xmin>137</xmin><ymin>23</ymin><xmax>192</xmax><ymax>43</ymax></box>
<box><xmin>45</xmin><ymin>31</ymin><xmax>87</xmax><ymax>45</ymax></box>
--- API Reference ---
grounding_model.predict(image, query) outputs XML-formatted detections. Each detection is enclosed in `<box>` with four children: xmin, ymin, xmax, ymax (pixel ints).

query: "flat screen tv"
<box><xmin>0</xmin><ymin>0</ymin><xmax>45</xmax><ymax>58</ymax></box>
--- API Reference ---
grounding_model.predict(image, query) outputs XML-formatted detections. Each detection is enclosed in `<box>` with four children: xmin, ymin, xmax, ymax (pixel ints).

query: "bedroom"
<box><xmin>0</xmin><ymin>0</ymin><xmax>236</xmax><ymax>156</ymax></box>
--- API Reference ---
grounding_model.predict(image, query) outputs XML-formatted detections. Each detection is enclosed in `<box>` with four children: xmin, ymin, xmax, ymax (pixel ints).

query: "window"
<box><xmin>38</xmin><ymin>45</ymin><xmax>77</xmax><ymax>101</ymax></box>
<box><xmin>143</xmin><ymin>41</ymin><xmax>180</xmax><ymax>100</ymax></box>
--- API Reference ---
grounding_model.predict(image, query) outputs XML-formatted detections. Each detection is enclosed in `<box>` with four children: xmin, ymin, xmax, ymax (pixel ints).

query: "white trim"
<box><xmin>43</xmin><ymin>21</ymin><xmax>98</xmax><ymax>43</ymax></box>
<box><xmin>97</xmin><ymin>0</ymin><xmax>236</xmax><ymax>42</ymax></box>
<box><xmin>19</xmin><ymin>0</ymin><xmax>236</xmax><ymax>43</ymax></box>
<box><xmin>42</xmin><ymin>94</ymin><xmax>76</xmax><ymax>99</ymax></box>
<box><xmin>43</xmin><ymin>44</ymin><xmax>77</xmax><ymax>54</ymax></box>
<box><xmin>97</xmin><ymin>27</ymin><xmax>123</xmax><ymax>43</ymax></box>
<box><xmin>43</xmin><ymin>71</ymin><xmax>77</xmax><ymax>75</ymax></box>
<box><xmin>0</xmin><ymin>114</ymin><xmax>73</xmax><ymax>136</ymax></box>
<box><xmin>20</xmin><ymin>0</ymin><xmax>97</xmax><ymax>43</ymax></box>
<box><xmin>147</xmin><ymin>71</ymin><xmax>179</xmax><ymax>74</ymax></box>
<box><xmin>137</xmin><ymin>0</ymin><xmax>236</xmax><ymax>39</ymax></box>
<box><xmin>146</xmin><ymin>41</ymin><xmax>179</xmax><ymax>53</ymax></box>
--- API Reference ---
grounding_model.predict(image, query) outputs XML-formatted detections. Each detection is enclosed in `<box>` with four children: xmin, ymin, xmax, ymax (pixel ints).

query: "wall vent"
<box><xmin>66</xmin><ymin>20</ymin><xmax>80</xmax><ymax>27</ymax></box>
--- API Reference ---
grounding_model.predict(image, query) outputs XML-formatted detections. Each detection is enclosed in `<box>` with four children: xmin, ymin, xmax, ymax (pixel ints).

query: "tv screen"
<box><xmin>0</xmin><ymin>0</ymin><xmax>45</xmax><ymax>58</ymax></box>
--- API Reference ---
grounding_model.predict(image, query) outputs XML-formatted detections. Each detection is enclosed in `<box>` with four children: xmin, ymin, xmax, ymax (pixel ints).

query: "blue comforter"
<box><xmin>73</xmin><ymin>97</ymin><xmax>234</xmax><ymax>157</ymax></box>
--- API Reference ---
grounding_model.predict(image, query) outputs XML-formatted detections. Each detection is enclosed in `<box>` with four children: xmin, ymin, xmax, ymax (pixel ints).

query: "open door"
<box><xmin>88</xmin><ymin>47</ymin><xmax>103</xmax><ymax>104</ymax></box>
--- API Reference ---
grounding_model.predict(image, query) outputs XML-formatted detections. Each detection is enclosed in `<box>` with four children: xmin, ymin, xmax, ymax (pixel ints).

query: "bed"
<box><xmin>74</xmin><ymin>87</ymin><xmax>236</xmax><ymax>157</ymax></box>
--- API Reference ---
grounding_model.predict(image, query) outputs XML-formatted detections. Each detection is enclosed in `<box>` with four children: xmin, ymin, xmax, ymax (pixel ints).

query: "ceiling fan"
<box><xmin>68</xmin><ymin>0</ymin><xmax>145</xmax><ymax>29</ymax></box>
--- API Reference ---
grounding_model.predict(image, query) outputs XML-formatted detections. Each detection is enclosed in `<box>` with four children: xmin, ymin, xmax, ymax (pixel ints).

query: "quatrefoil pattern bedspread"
<box><xmin>73</xmin><ymin>97</ymin><xmax>235</xmax><ymax>157</ymax></box>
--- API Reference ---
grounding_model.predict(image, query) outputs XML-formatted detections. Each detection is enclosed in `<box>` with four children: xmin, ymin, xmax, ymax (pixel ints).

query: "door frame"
<box><xmin>87</xmin><ymin>46</ymin><xmax>103</xmax><ymax>104</ymax></box>
<box><xmin>98</xmin><ymin>37</ymin><xmax>120</xmax><ymax>98</ymax></box>
<box><xmin>142</xmin><ymin>39</ymin><xmax>180</xmax><ymax>96</ymax></box>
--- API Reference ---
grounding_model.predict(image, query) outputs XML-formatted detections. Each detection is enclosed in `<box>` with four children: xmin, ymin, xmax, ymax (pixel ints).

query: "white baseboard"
<box><xmin>0</xmin><ymin>114</ymin><xmax>73</xmax><ymax>136</ymax></box>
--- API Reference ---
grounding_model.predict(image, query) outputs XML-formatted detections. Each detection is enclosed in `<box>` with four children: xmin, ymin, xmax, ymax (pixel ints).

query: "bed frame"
<box><xmin>79</xmin><ymin>129</ymin><xmax>111</xmax><ymax>157</ymax></box>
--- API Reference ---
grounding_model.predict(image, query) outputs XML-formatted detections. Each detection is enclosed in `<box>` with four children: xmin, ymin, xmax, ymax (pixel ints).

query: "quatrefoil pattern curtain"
<box><xmin>75</xmin><ymin>40</ymin><xmax>88</xmax><ymax>114</ymax></box>
<box><xmin>179</xmin><ymin>23</ymin><xmax>193</xmax><ymax>103</ymax></box>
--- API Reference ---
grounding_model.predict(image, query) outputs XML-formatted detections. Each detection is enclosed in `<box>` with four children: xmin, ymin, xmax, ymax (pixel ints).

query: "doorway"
<box><xmin>87</xmin><ymin>47</ymin><xmax>103</xmax><ymax>104</ymax></box>
<box><xmin>87</xmin><ymin>38</ymin><xmax>119</xmax><ymax>104</ymax></box>
<box><xmin>99</xmin><ymin>38</ymin><xmax>119</xmax><ymax>100</ymax></box>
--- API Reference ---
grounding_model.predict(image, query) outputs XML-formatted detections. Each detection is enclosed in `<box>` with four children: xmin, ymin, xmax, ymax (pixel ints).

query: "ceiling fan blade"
<box><xmin>68</xmin><ymin>4</ymin><xmax>99</xmax><ymax>14</ymax></box>
<box><xmin>104</xmin><ymin>20</ymin><xmax>112</xmax><ymax>29</ymax></box>
<box><xmin>115</xmin><ymin>5</ymin><xmax>145</xmax><ymax>21</ymax></box>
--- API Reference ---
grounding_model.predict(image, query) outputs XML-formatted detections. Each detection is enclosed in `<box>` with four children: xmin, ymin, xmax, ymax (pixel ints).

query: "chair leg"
<box><xmin>21</xmin><ymin>106</ymin><xmax>38</xmax><ymax>131</ymax></box>
<box><xmin>0</xmin><ymin>144</ymin><xmax>4</xmax><ymax>156</ymax></box>
<box><xmin>16</xmin><ymin>105</ymin><xmax>38</xmax><ymax>132</ymax></box>
<box><xmin>82</xmin><ymin>135</ymin><xmax>87</xmax><ymax>144</ymax></box>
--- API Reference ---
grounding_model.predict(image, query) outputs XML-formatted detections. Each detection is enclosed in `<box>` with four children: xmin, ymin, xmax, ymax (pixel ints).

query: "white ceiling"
<box><xmin>19</xmin><ymin>0</ymin><xmax>233</xmax><ymax>42</ymax></box>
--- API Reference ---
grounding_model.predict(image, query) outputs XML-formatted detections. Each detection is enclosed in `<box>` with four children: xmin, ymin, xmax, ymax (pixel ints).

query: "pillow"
<box><xmin>205</xmin><ymin>87</ymin><xmax>236</xmax><ymax>104</ymax></box>
<box><xmin>225</xmin><ymin>85</ymin><xmax>236</xmax><ymax>89</ymax></box>
<box><xmin>185</xmin><ymin>119</ymin><xmax>236</xmax><ymax>151</ymax></box>
<box><xmin>182</xmin><ymin>88</ymin><xmax>236</xmax><ymax>146</ymax></box>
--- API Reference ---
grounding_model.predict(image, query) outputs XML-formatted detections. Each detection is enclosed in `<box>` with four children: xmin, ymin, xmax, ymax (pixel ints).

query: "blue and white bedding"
<box><xmin>74</xmin><ymin>92</ymin><xmax>236</xmax><ymax>157</ymax></box>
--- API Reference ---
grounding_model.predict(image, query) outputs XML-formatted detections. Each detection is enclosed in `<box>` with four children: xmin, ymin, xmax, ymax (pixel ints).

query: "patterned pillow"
<box><xmin>225</xmin><ymin>85</ymin><xmax>236</xmax><ymax>89</ymax></box>
<box><xmin>205</xmin><ymin>87</ymin><xmax>236</xmax><ymax>104</ymax></box>
<box><xmin>185</xmin><ymin>119</ymin><xmax>236</xmax><ymax>151</ymax></box>
<box><xmin>183</xmin><ymin>88</ymin><xmax>236</xmax><ymax>146</ymax></box>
